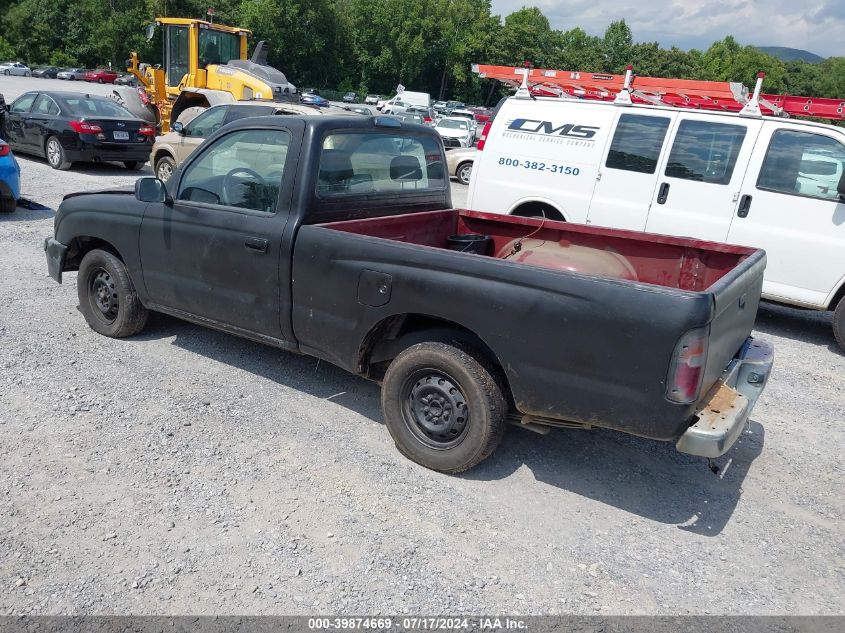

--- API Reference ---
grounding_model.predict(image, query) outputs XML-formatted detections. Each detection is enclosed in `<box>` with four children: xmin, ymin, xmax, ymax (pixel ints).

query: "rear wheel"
<box><xmin>381</xmin><ymin>342</ymin><xmax>507</xmax><ymax>473</ymax></box>
<box><xmin>3</xmin><ymin>70</ymin><xmax>9</xmax><ymax>76</ymax></box>
<box><xmin>97</xmin><ymin>78</ymin><xmax>104</xmax><ymax>84</ymax></box>
<box><xmin>833</xmin><ymin>300</ymin><xmax>845</xmax><ymax>351</ymax></box>
<box><xmin>123</xmin><ymin>161</ymin><xmax>141</xmax><ymax>170</ymax></box>
<box><xmin>45</xmin><ymin>136</ymin><xmax>72</xmax><ymax>170</ymax></box>
<box><xmin>155</xmin><ymin>155</ymin><xmax>176</xmax><ymax>182</ymax></box>
<box><xmin>77</xmin><ymin>249</ymin><xmax>148</xmax><ymax>338</ymax></box>
<box><xmin>456</xmin><ymin>161</ymin><xmax>473</xmax><ymax>185</ymax></box>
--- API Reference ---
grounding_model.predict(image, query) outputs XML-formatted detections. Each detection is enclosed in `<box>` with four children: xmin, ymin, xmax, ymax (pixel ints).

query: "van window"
<box><xmin>606</xmin><ymin>114</ymin><xmax>671</xmax><ymax>174</ymax></box>
<box><xmin>757</xmin><ymin>129</ymin><xmax>845</xmax><ymax>201</ymax></box>
<box><xmin>665</xmin><ymin>120</ymin><xmax>747</xmax><ymax>185</ymax></box>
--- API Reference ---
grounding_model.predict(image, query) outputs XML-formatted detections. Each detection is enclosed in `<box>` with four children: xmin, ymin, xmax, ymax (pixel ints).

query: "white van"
<box><xmin>467</xmin><ymin>94</ymin><xmax>845</xmax><ymax>348</ymax></box>
<box><xmin>379</xmin><ymin>91</ymin><xmax>431</xmax><ymax>113</ymax></box>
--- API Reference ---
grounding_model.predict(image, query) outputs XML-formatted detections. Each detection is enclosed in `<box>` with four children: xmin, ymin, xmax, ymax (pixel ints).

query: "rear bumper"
<box><xmin>676</xmin><ymin>337</ymin><xmax>774</xmax><ymax>458</ymax></box>
<box><xmin>65</xmin><ymin>142</ymin><xmax>151</xmax><ymax>164</ymax></box>
<box><xmin>44</xmin><ymin>237</ymin><xmax>68</xmax><ymax>284</ymax></box>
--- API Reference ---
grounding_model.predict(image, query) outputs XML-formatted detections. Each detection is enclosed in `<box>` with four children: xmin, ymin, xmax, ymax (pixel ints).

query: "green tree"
<box><xmin>603</xmin><ymin>19</ymin><xmax>632</xmax><ymax>73</ymax></box>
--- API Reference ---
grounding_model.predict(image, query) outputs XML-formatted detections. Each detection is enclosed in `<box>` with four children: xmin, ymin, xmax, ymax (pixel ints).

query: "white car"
<box><xmin>380</xmin><ymin>98</ymin><xmax>411</xmax><ymax>115</ymax></box>
<box><xmin>57</xmin><ymin>68</ymin><xmax>87</xmax><ymax>80</ymax></box>
<box><xmin>435</xmin><ymin>117</ymin><xmax>474</xmax><ymax>149</ymax></box>
<box><xmin>0</xmin><ymin>62</ymin><xmax>31</xmax><ymax>77</ymax></box>
<box><xmin>468</xmin><ymin>89</ymin><xmax>845</xmax><ymax>348</ymax></box>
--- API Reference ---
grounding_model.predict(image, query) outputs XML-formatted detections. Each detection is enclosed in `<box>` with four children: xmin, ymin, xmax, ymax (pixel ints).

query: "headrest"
<box><xmin>390</xmin><ymin>155</ymin><xmax>422</xmax><ymax>181</ymax></box>
<box><xmin>319</xmin><ymin>149</ymin><xmax>354</xmax><ymax>183</ymax></box>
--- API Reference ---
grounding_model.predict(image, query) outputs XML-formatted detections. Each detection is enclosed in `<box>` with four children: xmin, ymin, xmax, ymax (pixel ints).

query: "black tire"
<box><xmin>456</xmin><ymin>161</ymin><xmax>473</xmax><ymax>185</ymax></box>
<box><xmin>24</xmin><ymin>71</ymin><xmax>30</xmax><ymax>77</ymax></box>
<box><xmin>154</xmin><ymin>155</ymin><xmax>176</xmax><ymax>182</ymax></box>
<box><xmin>834</xmin><ymin>299</ymin><xmax>845</xmax><ymax>351</ymax></box>
<box><xmin>77</xmin><ymin>249</ymin><xmax>148</xmax><ymax>338</ymax></box>
<box><xmin>3</xmin><ymin>70</ymin><xmax>9</xmax><ymax>76</ymax></box>
<box><xmin>123</xmin><ymin>160</ymin><xmax>141</xmax><ymax>170</ymax></box>
<box><xmin>45</xmin><ymin>136</ymin><xmax>72</xmax><ymax>170</ymax></box>
<box><xmin>381</xmin><ymin>341</ymin><xmax>507</xmax><ymax>473</ymax></box>
<box><xmin>97</xmin><ymin>78</ymin><xmax>104</xmax><ymax>84</ymax></box>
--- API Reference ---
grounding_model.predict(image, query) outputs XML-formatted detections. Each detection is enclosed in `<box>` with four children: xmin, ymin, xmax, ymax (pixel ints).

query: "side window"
<box><xmin>10</xmin><ymin>93</ymin><xmax>37</xmax><ymax>113</ymax></box>
<box><xmin>757</xmin><ymin>129</ymin><xmax>845</xmax><ymax>201</ymax></box>
<box><xmin>177</xmin><ymin>129</ymin><xmax>291</xmax><ymax>212</ymax></box>
<box><xmin>184</xmin><ymin>107</ymin><xmax>228</xmax><ymax>138</ymax></box>
<box><xmin>665</xmin><ymin>120</ymin><xmax>747</xmax><ymax>184</ymax></box>
<box><xmin>606</xmin><ymin>114</ymin><xmax>671</xmax><ymax>174</ymax></box>
<box><xmin>32</xmin><ymin>95</ymin><xmax>59</xmax><ymax>116</ymax></box>
<box><xmin>318</xmin><ymin>132</ymin><xmax>446</xmax><ymax>196</ymax></box>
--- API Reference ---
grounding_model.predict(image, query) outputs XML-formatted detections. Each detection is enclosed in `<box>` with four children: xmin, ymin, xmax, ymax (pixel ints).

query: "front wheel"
<box><xmin>77</xmin><ymin>249</ymin><xmax>148</xmax><ymax>338</ymax></box>
<box><xmin>155</xmin><ymin>155</ymin><xmax>176</xmax><ymax>182</ymax></box>
<box><xmin>457</xmin><ymin>161</ymin><xmax>473</xmax><ymax>185</ymax></box>
<box><xmin>24</xmin><ymin>71</ymin><xmax>30</xmax><ymax>77</ymax></box>
<box><xmin>3</xmin><ymin>70</ymin><xmax>9</xmax><ymax>76</ymax></box>
<box><xmin>833</xmin><ymin>300</ymin><xmax>845</xmax><ymax>351</ymax></box>
<box><xmin>381</xmin><ymin>342</ymin><xmax>507</xmax><ymax>473</ymax></box>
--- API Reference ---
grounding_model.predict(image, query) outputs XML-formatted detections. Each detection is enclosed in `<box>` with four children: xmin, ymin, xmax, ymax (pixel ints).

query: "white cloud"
<box><xmin>490</xmin><ymin>0</ymin><xmax>845</xmax><ymax>57</ymax></box>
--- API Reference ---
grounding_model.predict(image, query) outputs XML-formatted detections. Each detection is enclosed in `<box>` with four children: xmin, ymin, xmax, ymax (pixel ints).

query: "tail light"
<box><xmin>423</xmin><ymin>116</ymin><xmax>432</xmax><ymax>123</ymax></box>
<box><xmin>666</xmin><ymin>327</ymin><xmax>709</xmax><ymax>404</ymax></box>
<box><xmin>0</xmin><ymin>143</ymin><xmax>9</xmax><ymax>157</ymax></box>
<box><xmin>139</xmin><ymin>125</ymin><xmax>155</xmax><ymax>136</ymax></box>
<box><xmin>476</xmin><ymin>122</ymin><xmax>492</xmax><ymax>150</ymax></box>
<box><xmin>69</xmin><ymin>120</ymin><xmax>103</xmax><ymax>134</ymax></box>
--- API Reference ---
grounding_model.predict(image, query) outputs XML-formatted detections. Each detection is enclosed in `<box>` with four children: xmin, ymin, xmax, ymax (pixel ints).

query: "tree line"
<box><xmin>1</xmin><ymin>0</ymin><xmax>844</xmax><ymax>105</ymax></box>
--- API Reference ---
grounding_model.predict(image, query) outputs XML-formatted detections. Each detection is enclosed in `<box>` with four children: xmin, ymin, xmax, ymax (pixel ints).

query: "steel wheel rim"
<box><xmin>401</xmin><ymin>368</ymin><xmax>470</xmax><ymax>450</ymax></box>
<box><xmin>157</xmin><ymin>161</ymin><xmax>173</xmax><ymax>181</ymax></box>
<box><xmin>458</xmin><ymin>164</ymin><xmax>472</xmax><ymax>184</ymax></box>
<box><xmin>47</xmin><ymin>139</ymin><xmax>61</xmax><ymax>166</ymax></box>
<box><xmin>88</xmin><ymin>267</ymin><xmax>119</xmax><ymax>324</ymax></box>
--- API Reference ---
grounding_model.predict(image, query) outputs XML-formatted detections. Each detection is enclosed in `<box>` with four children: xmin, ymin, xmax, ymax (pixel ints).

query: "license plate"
<box><xmin>113</xmin><ymin>131</ymin><xmax>129</xmax><ymax>140</ymax></box>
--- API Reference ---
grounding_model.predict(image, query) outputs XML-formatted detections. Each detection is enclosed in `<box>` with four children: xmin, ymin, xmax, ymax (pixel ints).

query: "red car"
<box><xmin>84</xmin><ymin>69</ymin><xmax>119</xmax><ymax>84</ymax></box>
<box><xmin>468</xmin><ymin>107</ymin><xmax>492</xmax><ymax>124</ymax></box>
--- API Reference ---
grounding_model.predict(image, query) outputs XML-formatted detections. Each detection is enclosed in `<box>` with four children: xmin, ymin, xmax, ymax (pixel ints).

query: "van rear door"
<box><xmin>644</xmin><ymin>114</ymin><xmax>763</xmax><ymax>242</ymax></box>
<box><xmin>586</xmin><ymin>110</ymin><xmax>677</xmax><ymax>231</ymax></box>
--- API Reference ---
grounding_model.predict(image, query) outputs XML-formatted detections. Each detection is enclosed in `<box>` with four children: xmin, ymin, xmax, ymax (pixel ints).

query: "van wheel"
<box><xmin>457</xmin><ymin>161</ymin><xmax>473</xmax><ymax>185</ymax></box>
<box><xmin>77</xmin><ymin>249</ymin><xmax>148</xmax><ymax>338</ymax></box>
<box><xmin>834</xmin><ymin>300</ymin><xmax>845</xmax><ymax>351</ymax></box>
<box><xmin>512</xmin><ymin>203</ymin><xmax>564</xmax><ymax>222</ymax></box>
<box><xmin>381</xmin><ymin>342</ymin><xmax>507</xmax><ymax>474</ymax></box>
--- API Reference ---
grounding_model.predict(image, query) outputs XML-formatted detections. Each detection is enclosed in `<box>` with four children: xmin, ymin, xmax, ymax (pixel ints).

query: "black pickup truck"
<box><xmin>45</xmin><ymin>115</ymin><xmax>774</xmax><ymax>473</ymax></box>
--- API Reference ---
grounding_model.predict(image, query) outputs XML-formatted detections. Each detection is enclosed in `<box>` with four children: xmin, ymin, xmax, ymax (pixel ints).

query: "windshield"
<box><xmin>199</xmin><ymin>29</ymin><xmax>240</xmax><ymax>67</ymax></box>
<box><xmin>437</xmin><ymin>119</ymin><xmax>468</xmax><ymax>130</ymax></box>
<box><xmin>61</xmin><ymin>98</ymin><xmax>136</xmax><ymax>118</ymax></box>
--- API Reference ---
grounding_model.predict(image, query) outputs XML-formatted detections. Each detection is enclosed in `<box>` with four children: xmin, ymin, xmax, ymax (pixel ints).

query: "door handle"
<box><xmin>737</xmin><ymin>194</ymin><xmax>752</xmax><ymax>218</ymax></box>
<box><xmin>244</xmin><ymin>237</ymin><xmax>269</xmax><ymax>253</ymax></box>
<box><xmin>657</xmin><ymin>182</ymin><xmax>670</xmax><ymax>204</ymax></box>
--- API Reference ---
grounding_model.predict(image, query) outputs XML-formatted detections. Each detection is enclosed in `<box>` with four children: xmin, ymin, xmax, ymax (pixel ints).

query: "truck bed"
<box><xmin>293</xmin><ymin>209</ymin><xmax>766</xmax><ymax>441</ymax></box>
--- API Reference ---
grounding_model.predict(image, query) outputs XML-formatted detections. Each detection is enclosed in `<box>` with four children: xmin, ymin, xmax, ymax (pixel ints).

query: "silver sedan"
<box><xmin>0</xmin><ymin>62</ymin><xmax>31</xmax><ymax>77</ymax></box>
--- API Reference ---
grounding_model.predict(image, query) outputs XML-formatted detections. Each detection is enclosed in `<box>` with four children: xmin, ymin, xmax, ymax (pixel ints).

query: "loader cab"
<box><xmin>153</xmin><ymin>19</ymin><xmax>250</xmax><ymax>95</ymax></box>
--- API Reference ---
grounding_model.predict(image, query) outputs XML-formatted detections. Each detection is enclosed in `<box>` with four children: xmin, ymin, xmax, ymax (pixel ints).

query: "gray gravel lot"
<box><xmin>1</xmin><ymin>77</ymin><xmax>844</xmax><ymax>616</ymax></box>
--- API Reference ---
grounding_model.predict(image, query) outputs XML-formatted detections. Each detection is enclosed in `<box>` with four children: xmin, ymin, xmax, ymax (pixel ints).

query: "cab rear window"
<box><xmin>317</xmin><ymin>132</ymin><xmax>446</xmax><ymax>196</ymax></box>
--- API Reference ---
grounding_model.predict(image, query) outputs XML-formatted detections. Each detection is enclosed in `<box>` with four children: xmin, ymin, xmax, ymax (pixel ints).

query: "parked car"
<box><xmin>347</xmin><ymin>106</ymin><xmax>372</xmax><ymax>116</ymax></box>
<box><xmin>433</xmin><ymin>100</ymin><xmax>448</xmax><ymax>113</ymax></box>
<box><xmin>114</xmin><ymin>74</ymin><xmax>139</xmax><ymax>86</ymax></box>
<box><xmin>32</xmin><ymin>66</ymin><xmax>60</xmax><ymax>79</ymax></box>
<box><xmin>57</xmin><ymin>68</ymin><xmax>87</xmax><ymax>81</ymax></box>
<box><xmin>469</xmin><ymin>91</ymin><xmax>845</xmax><ymax>349</ymax></box>
<box><xmin>390</xmin><ymin>113</ymin><xmax>425</xmax><ymax>125</ymax></box>
<box><xmin>364</xmin><ymin>94</ymin><xmax>382</xmax><ymax>105</ymax></box>
<box><xmin>381</xmin><ymin>99</ymin><xmax>410</xmax><ymax>115</ymax></box>
<box><xmin>405</xmin><ymin>105</ymin><xmax>435</xmax><ymax>124</ymax></box>
<box><xmin>44</xmin><ymin>115</ymin><xmax>773</xmax><ymax>473</ymax></box>
<box><xmin>468</xmin><ymin>106</ymin><xmax>492</xmax><ymax>123</ymax></box>
<box><xmin>85</xmin><ymin>68</ymin><xmax>119</xmax><ymax>84</ymax></box>
<box><xmin>380</xmin><ymin>91</ymin><xmax>431</xmax><ymax>113</ymax></box>
<box><xmin>0</xmin><ymin>62</ymin><xmax>31</xmax><ymax>77</ymax></box>
<box><xmin>300</xmin><ymin>92</ymin><xmax>329</xmax><ymax>108</ymax></box>
<box><xmin>3</xmin><ymin>91</ymin><xmax>154</xmax><ymax>170</ymax></box>
<box><xmin>342</xmin><ymin>91</ymin><xmax>359</xmax><ymax>103</ymax></box>
<box><xmin>444</xmin><ymin>100</ymin><xmax>465</xmax><ymax>114</ymax></box>
<box><xmin>445</xmin><ymin>147</ymin><xmax>476</xmax><ymax>185</ymax></box>
<box><xmin>150</xmin><ymin>101</ymin><xmax>355</xmax><ymax>182</ymax></box>
<box><xmin>435</xmin><ymin>116</ymin><xmax>474</xmax><ymax>148</ymax></box>
<box><xmin>0</xmin><ymin>139</ymin><xmax>20</xmax><ymax>213</ymax></box>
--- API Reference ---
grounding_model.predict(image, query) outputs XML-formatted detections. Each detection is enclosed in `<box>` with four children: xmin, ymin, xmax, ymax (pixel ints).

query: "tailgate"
<box><xmin>698</xmin><ymin>249</ymin><xmax>766</xmax><ymax>403</ymax></box>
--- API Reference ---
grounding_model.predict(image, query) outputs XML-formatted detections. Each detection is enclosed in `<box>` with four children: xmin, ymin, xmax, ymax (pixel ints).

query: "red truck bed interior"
<box><xmin>320</xmin><ymin>209</ymin><xmax>755</xmax><ymax>292</ymax></box>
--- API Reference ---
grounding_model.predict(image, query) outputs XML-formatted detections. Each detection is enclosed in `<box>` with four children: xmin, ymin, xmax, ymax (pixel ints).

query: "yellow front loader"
<box><xmin>127</xmin><ymin>18</ymin><xmax>297</xmax><ymax>131</ymax></box>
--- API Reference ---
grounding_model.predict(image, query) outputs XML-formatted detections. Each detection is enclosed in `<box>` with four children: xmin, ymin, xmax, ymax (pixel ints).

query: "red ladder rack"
<box><xmin>472</xmin><ymin>64</ymin><xmax>845</xmax><ymax>121</ymax></box>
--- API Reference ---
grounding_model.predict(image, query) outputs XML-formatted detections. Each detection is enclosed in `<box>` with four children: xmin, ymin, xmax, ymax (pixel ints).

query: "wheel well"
<box><xmin>359</xmin><ymin>314</ymin><xmax>513</xmax><ymax>402</ymax></box>
<box><xmin>64</xmin><ymin>237</ymin><xmax>122</xmax><ymax>272</ymax></box>
<box><xmin>153</xmin><ymin>149</ymin><xmax>174</xmax><ymax>166</ymax></box>
<box><xmin>831</xmin><ymin>281</ymin><xmax>845</xmax><ymax>311</ymax></box>
<box><xmin>511</xmin><ymin>201</ymin><xmax>564</xmax><ymax>221</ymax></box>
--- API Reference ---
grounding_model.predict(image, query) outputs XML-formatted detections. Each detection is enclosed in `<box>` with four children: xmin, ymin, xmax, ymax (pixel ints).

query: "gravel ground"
<box><xmin>1</xmin><ymin>77</ymin><xmax>844</xmax><ymax>617</ymax></box>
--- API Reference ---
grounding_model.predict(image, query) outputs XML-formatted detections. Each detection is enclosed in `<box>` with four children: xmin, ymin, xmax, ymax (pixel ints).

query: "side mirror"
<box><xmin>135</xmin><ymin>177</ymin><xmax>171</xmax><ymax>204</ymax></box>
<box><xmin>145</xmin><ymin>23</ymin><xmax>157</xmax><ymax>41</ymax></box>
<box><xmin>171</xmin><ymin>121</ymin><xmax>184</xmax><ymax>134</ymax></box>
<box><xmin>837</xmin><ymin>170</ymin><xmax>845</xmax><ymax>202</ymax></box>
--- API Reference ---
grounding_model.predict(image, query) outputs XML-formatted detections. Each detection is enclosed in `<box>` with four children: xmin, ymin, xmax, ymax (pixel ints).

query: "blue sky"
<box><xmin>490</xmin><ymin>1</ymin><xmax>844</xmax><ymax>58</ymax></box>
